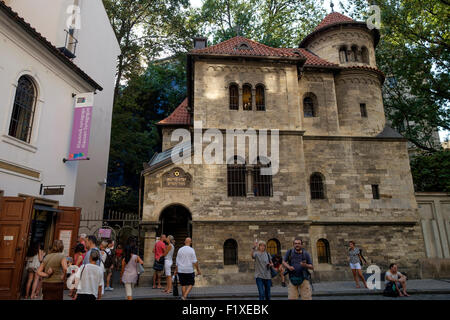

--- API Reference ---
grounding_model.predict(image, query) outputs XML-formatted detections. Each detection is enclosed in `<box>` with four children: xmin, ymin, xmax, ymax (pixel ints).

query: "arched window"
<box><xmin>339</xmin><ymin>46</ymin><xmax>348</xmax><ymax>63</ymax></box>
<box><xmin>303</xmin><ymin>96</ymin><xmax>316</xmax><ymax>118</ymax></box>
<box><xmin>242</xmin><ymin>84</ymin><xmax>252</xmax><ymax>110</ymax></box>
<box><xmin>9</xmin><ymin>75</ymin><xmax>37</xmax><ymax>143</ymax></box>
<box><xmin>351</xmin><ymin>45</ymin><xmax>359</xmax><ymax>62</ymax></box>
<box><xmin>361</xmin><ymin>46</ymin><xmax>369</xmax><ymax>64</ymax></box>
<box><xmin>227</xmin><ymin>156</ymin><xmax>246</xmax><ymax>197</ymax></box>
<box><xmin>255</xmin><ymin>84</ymin><xmax>265</xmax><ymax>111</ymax></box>
<box><xmin>310</xmin><ymin>172</ymin><xmax>325</xmax><ymax>200</ymax></box>
<box><xmin>224</xmin><ymin>239</ymin><xmax>238</xmax><ymax>265</ymax></box>
<box><xmin>267</xmin><ymin>239</ymin><xmax>281</xmax><ymax>256</ymax></box>
<box><xmin>253</xmin><ymin>156</ymin><xmax>273</xmax><ymax>197</ymax></box>
<box><xmin>229</xmin><ymin>83</ymin><xmax>239</xmax><ymax>110</ymax></box>
<box><xmin>317</xmin><ymin>239</ymin><xmax>331</xmax><ymax>264</ymax></box>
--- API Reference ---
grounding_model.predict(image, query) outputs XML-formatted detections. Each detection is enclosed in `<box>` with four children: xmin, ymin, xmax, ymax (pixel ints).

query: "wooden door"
<box><xmin>0</xmin><ymin>197</ymin><xmax>33</xmax><ymax>300</ymax></box>
<box><xmin>53</xmin><ymin>206</ymin><xmax>81</xmax><ymax>258</ymax></box>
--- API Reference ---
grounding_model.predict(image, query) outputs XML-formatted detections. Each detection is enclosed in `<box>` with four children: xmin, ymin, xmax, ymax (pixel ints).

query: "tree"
<box><xmin>193</xmin><ymin>0</ymin><xmax>326</xmax><ymax>47</ymax></box>
<box><xmin>102</xmin><ymin>0</ymin><xmax>192</xmax><ymax>102</ymax></box>
<box><xmin>410</xmin><ymin>150</ymin><xmax>450</xmax><ymax>192</ymax></box>
<box><xmin>343</xmin><ymin>0</ymin><xmax>450</xmax><ymax>152</ymax></box>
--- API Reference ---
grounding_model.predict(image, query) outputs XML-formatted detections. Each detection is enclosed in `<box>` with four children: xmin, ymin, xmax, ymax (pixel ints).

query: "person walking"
<box><xmin>251</xmin><ymin>240</ymin><xmax>273</xmax><ymax>300</ymax></box>
<box><xmin>152</xmin><ymin>234</ymin><xmax>166</xmax><ymax>289</ymax></box>
<box><xmin>163</xmin><ymin>235</ymin><xmax>175</xmax><ymax>294</ymax></box>
<box><xmin>73</xmin><ymin>243</ymin><xmax>85</xmax><ymax>267</ymax></box>
<box><xmin>104</xmin><ymin>240</ymin><xmax>115</xmax><ymax>291</ymax></box>
<box><xmin>36</xmin><ymin>240</ymin><xmax>67</xmax><ymax>300</ymax></box>
<box><xmin>120</xmin><ymin>243</ymin><xmax>144</xmax><ymax>300</ymax></box>
<box><xmin>74</xmin><ymin>249</ymin><xmax>104</xmax><ymax>301</ymax></box>
<box><xmin>348</xmin><ymin>241</ymin><xmax>368</xmax><ymax>289</ymax></box>
<box><xmin>83</xmin><ymin>236</ymin><xmax>101</xmax><ymax>266</ymax></box>
<box><xmin>174</xmin><ymin>238</ymin><xmax>201</xmax><ymax>300</ymax></box>
<box><xmin>24</xmin><ymin>241</ymin><xmax>44</xmax><ymax>299</ymax></box>
<box><xmin>283</xmin><ymin>238</ymin><xmax>314</xmax><ymax>300</ymax></box>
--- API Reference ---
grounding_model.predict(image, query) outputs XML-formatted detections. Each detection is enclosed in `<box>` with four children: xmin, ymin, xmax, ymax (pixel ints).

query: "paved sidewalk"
<box><xmin>63</xmin><ymin>279</ymin><xmax>450</xmax><ymax>300</ymax></box>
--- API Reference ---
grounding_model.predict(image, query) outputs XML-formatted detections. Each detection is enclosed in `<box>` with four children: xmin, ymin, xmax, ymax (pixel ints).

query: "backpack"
<box><xmin>104</xmin><ymin>249</ymin><xmax>114</xmax><ymax>269</ymax></box>
<box><xmin>383</xmin><ymin>281</ymin><xmax>399</xmax><ymax>297</ymax></box>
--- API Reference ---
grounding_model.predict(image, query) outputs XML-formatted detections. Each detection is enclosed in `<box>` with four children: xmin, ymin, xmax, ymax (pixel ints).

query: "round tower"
<box><xmin>300</xmin><ymin>12</ymin><xmax>386</xmax><ymax>136</ymax></box>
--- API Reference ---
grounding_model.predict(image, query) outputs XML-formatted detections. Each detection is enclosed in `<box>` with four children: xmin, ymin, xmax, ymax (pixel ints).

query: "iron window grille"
<box><xmin>9</xmin><ymin>76</ymin><xmax>37</xmax><ymax>143</ymax></box>
<box><xmin>256</xmin><ymin>85</ymin><xmax>265</xmax><ymax>111</ymax></box>
<box><xmin>310</xmin><ymin>173</ymin><xmax>325</xmax><ymax>199</ymax></box>
<box><xmin>243</xmin><ymin>84</ymin><xmax>252</xmax><ymax>110</ymax></box>
<box><xmin>227</xmin><ymin>161</ymin><xmax>246</xmax><ymax>197</ymax></box>
<box><xmin>253</xmin><ymin>162</ymin><xmax>273</xmax><ymax>197</ymax></box>
<box><xmin>229</xmin><ymin>84</ymin><xmax>239</xmax><ymax>110</ymax></box>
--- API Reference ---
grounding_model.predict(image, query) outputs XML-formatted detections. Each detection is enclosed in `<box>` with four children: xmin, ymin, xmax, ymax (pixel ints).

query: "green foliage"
<box><xmin>193</xmin><ymin>0</ymin><xmax>327</xmax><ymax>47</ymax></box>
<box><xmin>105</xmin><ymin>186</ymin><xmax>138</xmax><ymax>211</ymax></box>
<box><xmin>410</xmin><ymin>150</ymin><xmax>450</xmax><ymax>192</ymax></box>
<box><xmin>344</xmin><ymin>0</ymin><xmax>450</xmax><ymax>151</ymax></box>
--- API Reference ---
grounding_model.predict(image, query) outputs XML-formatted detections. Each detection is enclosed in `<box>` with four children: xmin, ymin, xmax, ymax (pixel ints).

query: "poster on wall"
<box><xmin>59</xmin><ymin>230</ymin><xmax>72</xmax><ymax>256</ymax></box>
<box><xmin>66</xmin><ymin>92</ymin><xmax>94</xmax><ymax>161</ymax></box>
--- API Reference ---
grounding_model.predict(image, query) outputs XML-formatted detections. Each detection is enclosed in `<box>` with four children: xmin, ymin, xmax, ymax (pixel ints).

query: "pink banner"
<box><xmin>67</xmin><ymin>94</ymin><xmax>93</xmax><ymax>161</ymax></box>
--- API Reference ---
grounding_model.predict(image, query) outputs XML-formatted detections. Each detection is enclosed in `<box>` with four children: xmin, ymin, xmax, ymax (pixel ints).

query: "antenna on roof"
<box><xmin>330</xmin><ymin>1</ymin><xmax>335</xmax><ymax>12</ymax></box>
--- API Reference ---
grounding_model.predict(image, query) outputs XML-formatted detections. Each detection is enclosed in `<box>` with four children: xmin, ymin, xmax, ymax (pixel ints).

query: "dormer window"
<box><xmin>237</xmin><ymin>42</ymin><xmax>251</xmax><ymax>50</ymax></box>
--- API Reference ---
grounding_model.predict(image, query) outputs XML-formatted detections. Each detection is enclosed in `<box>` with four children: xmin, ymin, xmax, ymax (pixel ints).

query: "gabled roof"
<box><xmin>314</xmin><ymin>12</ymin><xmax>354</xmax><ymax>32</ymax></box>
<box><xmin>190</xmin><ymin>36</ymin><xmax>302</xmax><ymax>59</ymax></box>
<box><xmin>0</xmin><ymin>0</ymin><xmax>102</xmax><ymax>91</ymax></box>
<box><xmin>157</xmin><ymin>98</ymin><xmax>190</xmax><ymax>126</ymax></box>
<box><xmin>279</xmin><ymin>48</ymin><xmax>338</xmax><ymax>67</ymax></box>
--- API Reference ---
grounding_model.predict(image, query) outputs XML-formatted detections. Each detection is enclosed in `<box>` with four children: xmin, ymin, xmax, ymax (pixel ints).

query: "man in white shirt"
<box><xmin>385</xmin><ymin>263</ymin><xmax>409</xmax><ymax>297</ymax></box>
<box><xmin>174</xmin><ymin>238</ymin><xmax>201</xmax><ymax>300</ymax></box>
<box><xmin>74</xmin><ymin>249</ymin><xmax>104</xmax><ymax>300</ymax></box>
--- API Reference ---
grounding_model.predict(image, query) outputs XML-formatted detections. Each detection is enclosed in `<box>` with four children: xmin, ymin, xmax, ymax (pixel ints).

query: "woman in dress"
<box><xmin>37</xmin><ymin>240</ymin><xmax>68</xmax><ymax>300</ymax></box>
<box><xmin>24</xmin><ymin>241</ymin><xmax>44</xmax><ymax>299</ymax></box>
<box><xmin>162</xmin><ymin>235</ymin><xmax>175</xmax><ymax>294</ymax></box>
<box><xmin>120</xmin><ymin>243</ymin><xmax>144</xmax><ymax>300</ymax></box>
<box><xmin>73</xmin><ymin>243</ymin><xmax>85</xmax><ymax>267</ymax></box>
<box><xmin>348</xmin><ymin>241</ymin><xmax>368</xmax><ymax>288</ymax></box>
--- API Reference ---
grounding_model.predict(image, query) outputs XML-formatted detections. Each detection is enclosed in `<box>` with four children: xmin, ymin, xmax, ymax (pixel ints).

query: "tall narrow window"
<box><xmin>224</xmin><ymin>239</ymin><xmax>238</xmax><ymax>265</ymax></box>
<box><xmin>360</xmin><ymin>103</ymin><xmax>368</xmax><ymax>117</ymax></box>
<box><xmin>267</xmin><ymin>239</ymin><xmax>281</xmax><ymax>256</ymax></box>
<box><xmin>372</xmin><ymin>184</ymin><xmax>380</xmax><ymax>199</ymax></box>
<box><xmin>227</xmin><ymin>156</ymin><xmax>246</xmax><ymax>197</ymax></box>
<box><xmin>310</xmin><ymin>173</ymin><xmax>325</xmax><ymax>200</ymax></box>
<box><xmin>229</xmin><ymin>83</ymin><xmax>239</xmax><ymax>110</ymax></box>
<box><xmin>9</xmin><ymin>76</ymin><xmax>37</xmax><ymax>143</ymax></box>
<box><xmin>339</xmin><ymin>46</ymin><xmax>348</xmax><ymax>63</ymax></box>
<box><xmin>317</xmin><ymin>239</ymin><xmax>331</xmax><ymax>264</ymax></box>
<box><xmin>243</xmin><ymin>84</ymin><xmax>252</xmax><ymax>110</ymax></box>
<box><xmin>256</xmin><ymin>84</ymin><xmax>265</xmax><ymax>111</ymax></box>
<box><xmin>361</xmin><ymin>46</ymin><xmax>369</xmax><ymax>64</ymax></box>
<box><xmin>303</xmin><ymin>97</ymin><xmax>316</xmax><ymax>118</ymax></box>
<box><xmin>351</xmin><ymin>45</ymin><xmax>359</xmax><ymax>62</ymax></box>
<box><xmin>253</xmin><ymin>157</ymin><xmax>273</xmax><ymax>197</ymax></box>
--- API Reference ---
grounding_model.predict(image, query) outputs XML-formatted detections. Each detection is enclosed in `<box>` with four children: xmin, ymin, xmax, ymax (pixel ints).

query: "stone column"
<box><xmin>246</xmin><ymin>166</ymin><xmax>254</xmax><ymax>197</ymax></box>
<box><xmin>141</xmin><ymin>222</ymin><xmax>158</xmax><ymax>268</ymax></box>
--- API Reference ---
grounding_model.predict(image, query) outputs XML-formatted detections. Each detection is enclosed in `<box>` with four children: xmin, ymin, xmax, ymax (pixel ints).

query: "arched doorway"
<box><xmin>158</xmin><ymin>205</ymin><xmax>192</xmax><ymax>254</ymax></box>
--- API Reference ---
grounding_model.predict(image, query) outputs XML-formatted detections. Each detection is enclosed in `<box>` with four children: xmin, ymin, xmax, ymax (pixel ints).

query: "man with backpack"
<box><xmin>104</xmin><ymin>240</ymin><xmax>115</xmax><ymax>291</ymax></box>
<box><xmin>282</xmin><ymin>238</ymin><xmax>314</xmax><ymax>300</ymax></box>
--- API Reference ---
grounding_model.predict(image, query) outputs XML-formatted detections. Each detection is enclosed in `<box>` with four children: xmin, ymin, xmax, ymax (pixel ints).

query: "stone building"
<box><xmin>141</xmin><ymin>12</ymin><xmax>426</xmax><ymax>285</ymax></box>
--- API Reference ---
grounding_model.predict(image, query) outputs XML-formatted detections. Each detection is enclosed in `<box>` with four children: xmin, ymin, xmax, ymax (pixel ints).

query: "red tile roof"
<box><xmin>0</xmin><ymin>1</ymin><xmax>102</xmax><ymax>91</ymax></box>
<box><xmin>191</xmin><ymin>36</ymin><xmax>300</xmax><ymax>58</ymax></box>
<box><xmin>158</xmin><ymin>98</ymin><xmax>190</xmax><ymax>125</ymax></box>
<box><xmin>314</xmin><ymin>12</ymin><xmax>354</xmax><ymax>32</ymax></box>
<box><xmin>279</xmin><ymin>48</ymin><xmax>338</xmax><ymax>67</ymax></box>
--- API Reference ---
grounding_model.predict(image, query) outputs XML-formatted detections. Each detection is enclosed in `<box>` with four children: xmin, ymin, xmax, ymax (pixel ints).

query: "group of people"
<box><xmin>251</xmin><ymin>238</ymin><xmax>410</xmax><ymax>300</ymax></box>
<box><xmin>151</xmin><ymin>235</ymin><xmax>201</xmax><ymax>300</ymax></box>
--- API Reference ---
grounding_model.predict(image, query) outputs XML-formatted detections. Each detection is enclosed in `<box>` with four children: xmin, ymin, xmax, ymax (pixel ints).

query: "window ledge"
<box><xmin>2</xmin><ymin>135</ymin><xmax>37</xmax><ymax>153</ymax></box>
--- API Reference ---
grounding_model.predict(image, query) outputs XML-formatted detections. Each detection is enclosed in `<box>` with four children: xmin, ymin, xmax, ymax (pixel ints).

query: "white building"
<box><xmin>0</xmin><ymin>0</ymin><xmax>120</xmax><ymax>234</ymax></box>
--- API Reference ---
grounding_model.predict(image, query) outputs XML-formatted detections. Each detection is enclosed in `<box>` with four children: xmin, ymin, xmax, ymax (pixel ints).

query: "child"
<box><xmin>66</xmin><ymin>257</ymin><xmax>79</xmax><ymax>299</ymax></box>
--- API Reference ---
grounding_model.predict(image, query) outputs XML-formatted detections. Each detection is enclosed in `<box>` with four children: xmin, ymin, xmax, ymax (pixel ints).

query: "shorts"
<box><xmin>164</xmin><ymin>260</ymin><xmax>173</xmax><ymax>277</ymax></box>
<box><xmin>105</xmin><ymin>267</ymin><xmax>113</xmax><ymax>275</ymax></box>
<box><xmin>178</xmin><ymin>273</ymin><xmax>195</xmax><ymax>286</ymax></box>
<box><xmin>349</xmin><ymin>262</ymin><xmax>361</xmax><ymax>270</ymax></box>
<box><xmin>288</xmin><ymin>280</ymin><xmax>312</xmax><ymax>300</ymax></box>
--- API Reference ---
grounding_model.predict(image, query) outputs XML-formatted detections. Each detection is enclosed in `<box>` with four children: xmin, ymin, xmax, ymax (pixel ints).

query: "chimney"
<box><xmin>193</xmin><ymin>37</ymin><xmax>207</xmax><ymax>50</ymax></box>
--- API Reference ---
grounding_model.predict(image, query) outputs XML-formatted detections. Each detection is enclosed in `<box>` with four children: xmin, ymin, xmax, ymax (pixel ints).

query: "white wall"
<box><xmin>0</xmin><ymin>12</ymin><xmax>94</xmax><ymax>205</ymax></box>
<box><xmin>4</xmin><ymin>0</ymin><xmax>120</xmax><ymax>219</ymax></box>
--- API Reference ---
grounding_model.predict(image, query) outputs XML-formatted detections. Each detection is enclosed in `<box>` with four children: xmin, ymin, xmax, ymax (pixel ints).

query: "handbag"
<box><xmin>69</xmin><ymin>265</ymin><xmax>85</xmax><ymax>298</ymax></box>
<box><xmin>137</xmin><ymin>263</ymin><xmax>145</xmax><ymax>275</ymax></box>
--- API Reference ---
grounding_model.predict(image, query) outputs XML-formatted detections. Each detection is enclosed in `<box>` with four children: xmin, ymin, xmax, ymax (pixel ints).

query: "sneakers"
<box><xmin>105</xmin><ymin>287</ymin><xmax>114</xmax><ymax>291</ymax></box>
